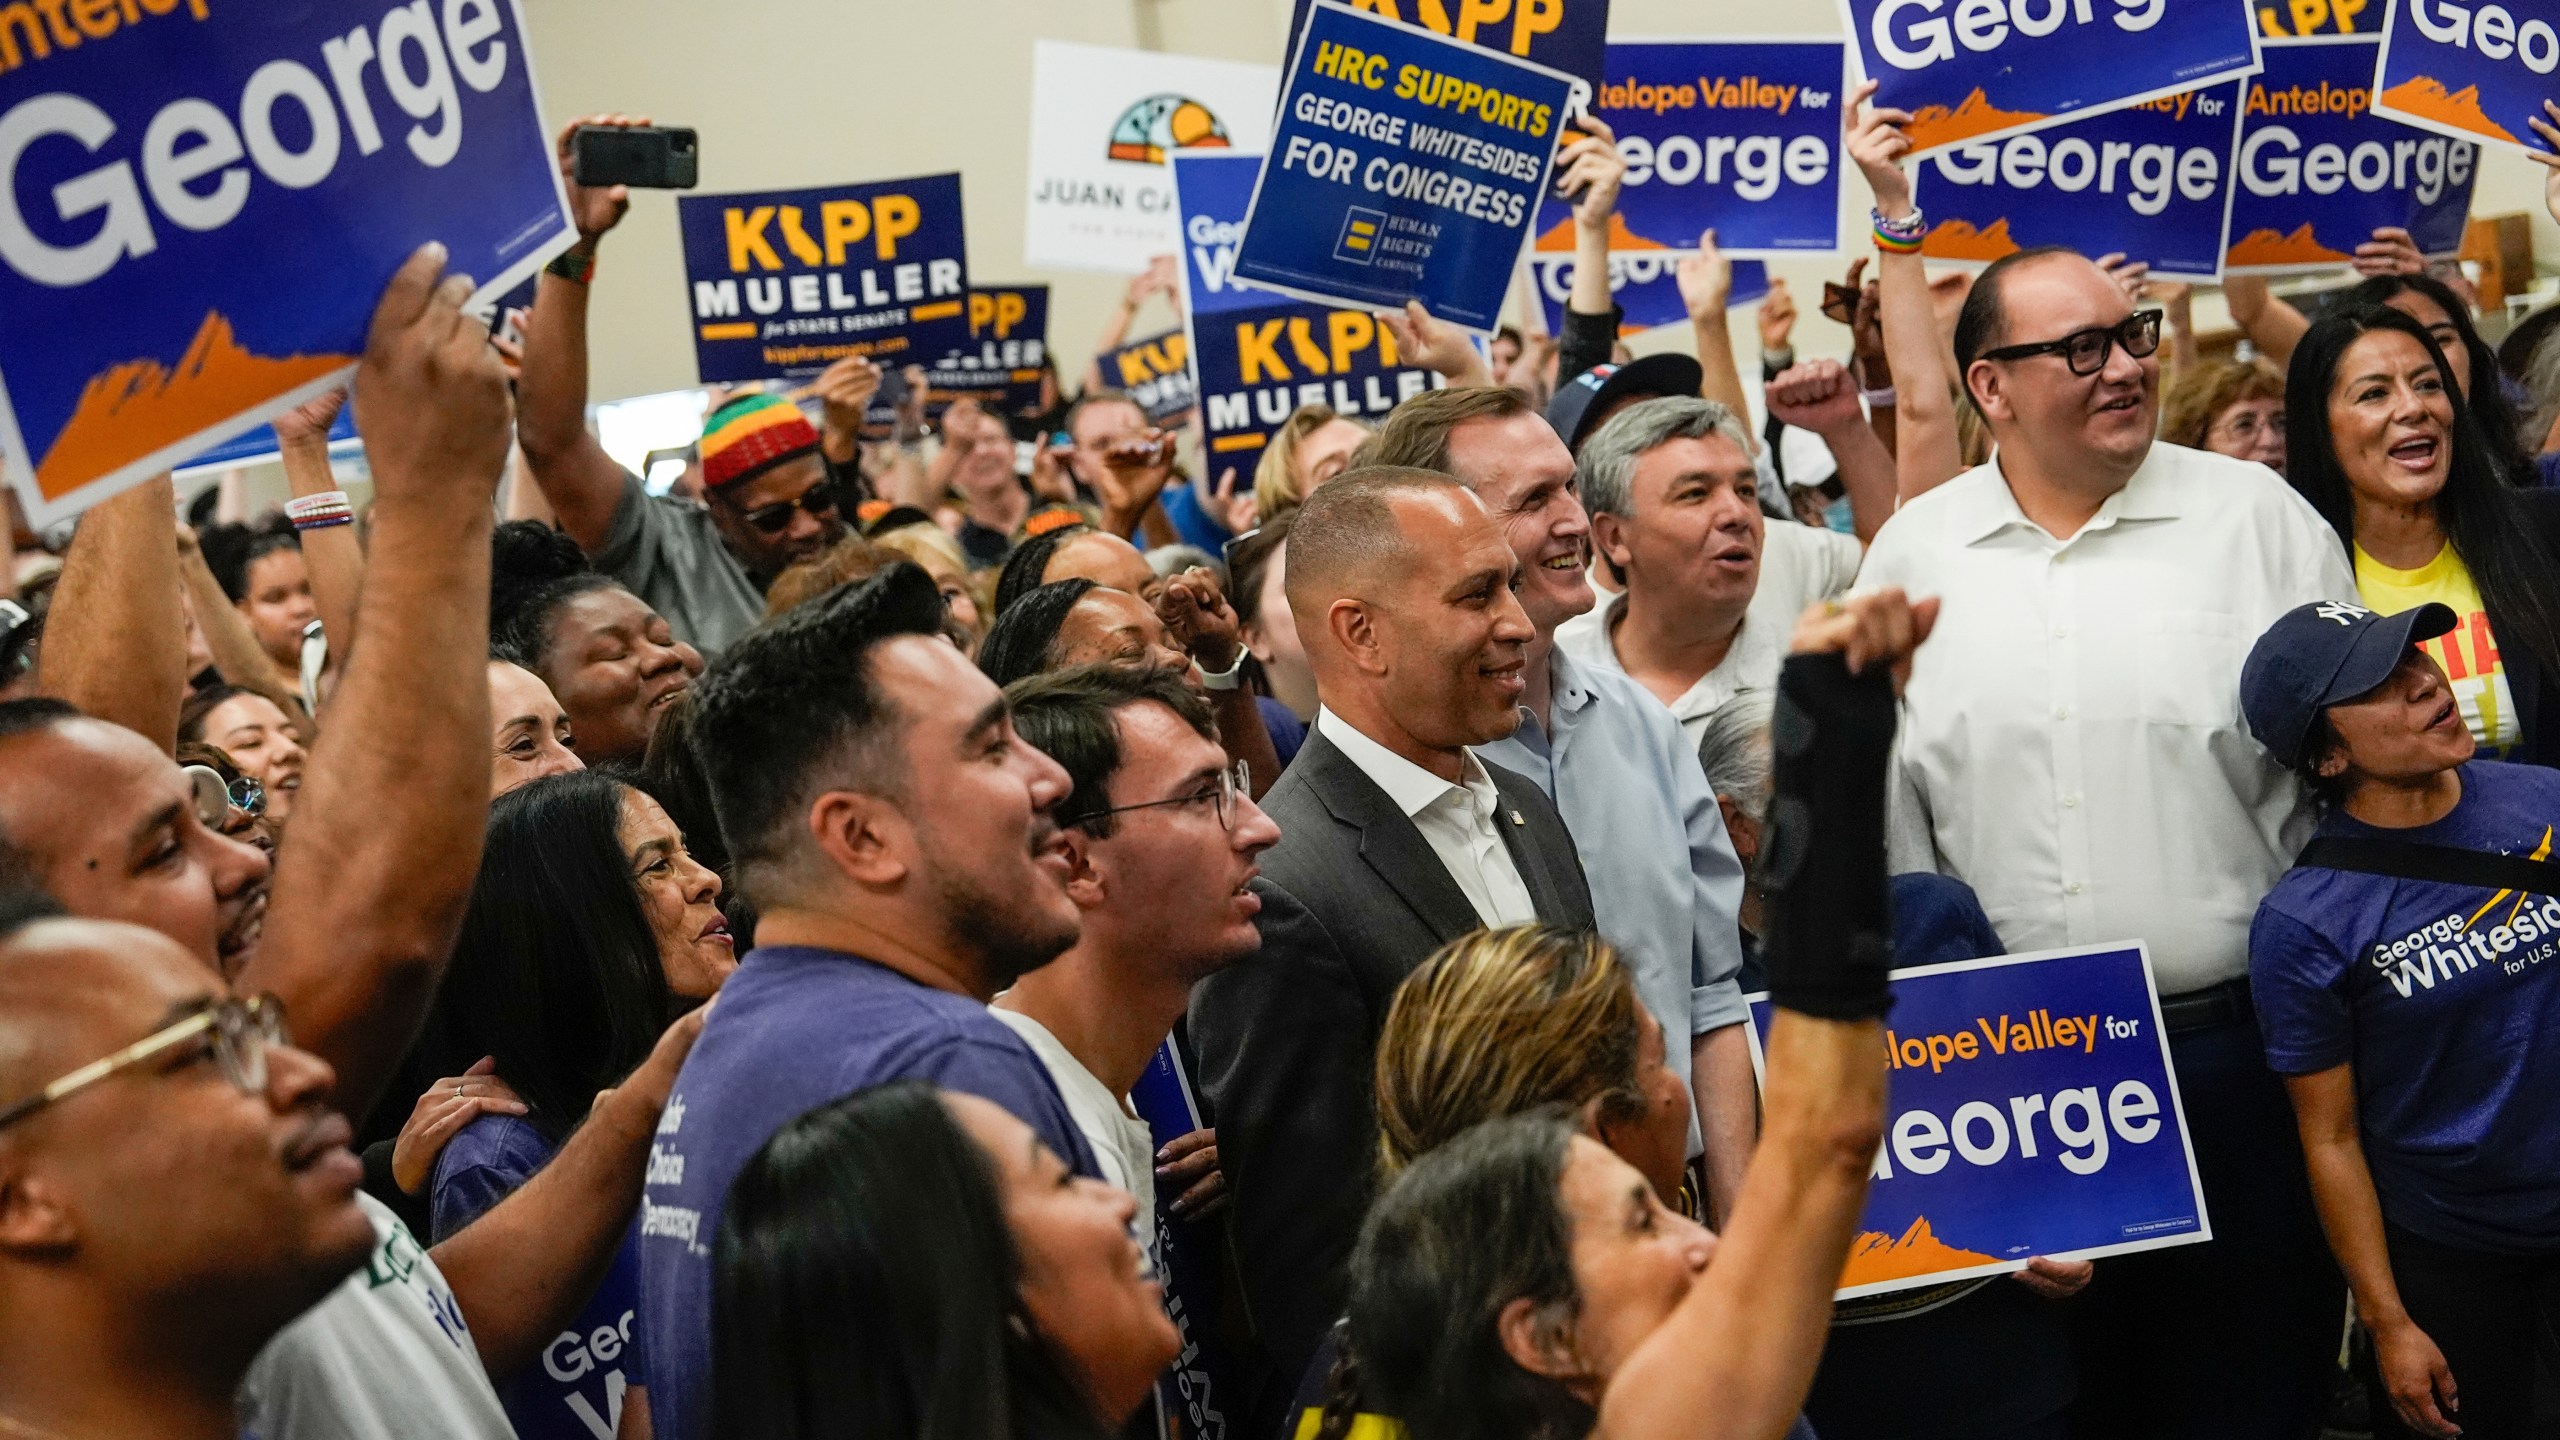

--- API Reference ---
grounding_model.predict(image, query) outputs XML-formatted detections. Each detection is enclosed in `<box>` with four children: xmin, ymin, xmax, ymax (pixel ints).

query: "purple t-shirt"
<box><xmin>635</xmin><ymin>945</ymin><xmax>1096</xmax><ymax>1440</ymax></box>
<box><xmin>432</xmin><ymin>1114</ymin><xmax>643</xmax><ymax>1440</ymax></box>
<box><xmin>2251</xmin><ymin>760</ymin><xmax>2560</xmax><ymax>1254</ymax></box>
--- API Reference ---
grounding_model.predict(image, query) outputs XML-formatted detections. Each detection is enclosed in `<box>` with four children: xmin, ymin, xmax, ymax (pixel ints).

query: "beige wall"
<box><xmin>519</xmin><ymin>0</ymin><xmax>2560</xmax><ymax>406</ymax></box>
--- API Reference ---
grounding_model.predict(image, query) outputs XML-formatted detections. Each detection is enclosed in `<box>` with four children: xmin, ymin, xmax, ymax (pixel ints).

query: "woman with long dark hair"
<box><xmin>425</xmin><ymin>769</ymin><xmax>735</xmax><ymax>1440</ymax></box>
<box><xmin>2284</xmin><ymin>306</ymin><xmax>2560</xmax><ymax>766</ymax></box>
<box><xmin>711</xmin><ymin>1079</ymin><xmax>1179</xmax><ymax>1440</ymax></box>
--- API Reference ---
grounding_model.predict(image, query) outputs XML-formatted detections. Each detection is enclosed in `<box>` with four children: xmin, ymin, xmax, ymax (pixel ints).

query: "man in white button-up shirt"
<box><xmin>1857</xmin><ymin>246</ymin><xmax>2355</xmax><ymax>1440</ymax></box>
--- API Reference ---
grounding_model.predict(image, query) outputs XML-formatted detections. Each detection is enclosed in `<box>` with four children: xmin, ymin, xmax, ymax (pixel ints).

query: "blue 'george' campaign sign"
<box><xmin>1914</xmin><ymin>82</ymin><xmax>2248</xmax><ymax>280</ymax></box>
<box><xmin>2375</xmin><ymin>0</ymin><xmax>2560</xmax><ymax>158</ymax></box>
<box><xmin>1840</xmin><ymin>0</ymin><xmax>2262</xmax><ymax>154</ymax></box>
<box><xmin>0</xmin><ymin>0</ymin><xmax>572</xmax><ymax>523</ymax></box>
<box><xmin>1130</xmin><ymin>1041</ymin><xmax>1238</xmax><ymax>1440</ymax></box>
<box><xmin>2226</xmin><ymin>35</ymin><xmax>2477</xmax><ymax>273</ymax></box>
<box><xmin>1237</xmin><ymin>0</ymin><xmax>1576</xmax><ymax>332</ymax></box>
<box><xmin>1747</xmin><ymin>942</ymin><xmax>2211</xmax><ymax>1299</ymax></box>
<box><xmin>1529</xmin><ymin>252</ymin><xmax>1768</xmax><ymax>334</ymax></box>
<box><xmin>1177</xmin><ymin>150</ymin><xmax>1444</xmax><ymax>463</ymax></box>
<box><xmin>1530</xmin><ymin>40</ymin><xmax>1845</xmax><ymax>259</ymax></box>
<box><xmin>678</xmin><ymin>172</ymin><xmax>970</xmax><ymax>384</ymax></box>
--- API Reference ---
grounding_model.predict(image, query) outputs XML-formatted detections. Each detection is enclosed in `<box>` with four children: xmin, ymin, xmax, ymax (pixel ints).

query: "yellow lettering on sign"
<box><xmin>1237</xmin><ymin>320</ymin><xmax>1290</xmax><ymax>383</ymax></box>
<box><xmin>821</xmin><ymin>201</ymin><xmax>870</xmax><ymax>265</ymax></box>
<box><xmin>726</xmin><ymin>207</ymin><xmax>782</xmax><ymax>272</ymax></box>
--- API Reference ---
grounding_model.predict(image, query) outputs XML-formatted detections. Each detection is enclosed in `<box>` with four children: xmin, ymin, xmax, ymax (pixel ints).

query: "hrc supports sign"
<box><xmin>1286</xmin><ymin>0</ymin><xmax>1611</xmax><ymax>95</ymax></box>
<box><xmin>1174</xmin><ymin>150</ymin><xmax>1443</xmax><ymax>462</ymax></box>
<box><xmin>1839</xmin><ymin>0</ymin><xmax>2262</xmax><ymax>153</ymax></box>
<box><xmin>2224</xmin><ymin>36</ymin><xmax>2476</xmax><ymax>273</ymax></box>
<box><xmin>678</xmin><ymin>173</ymin><xmax>970</xmax><ymax>384</ymax></box>
<box><xmin>1914</xmin><ymin>82</ymin><xmax>2247</xmax><ymax>280</ymax></box>
<box><xmin>0</xmin><ymin>0</ymin><xmax>572</xmax><ymax>523</ymax></box>
<box><xmin>1747</xmin><ymin>943</ymin><xmax>2212</xmax><ymax>1299</ymax></box>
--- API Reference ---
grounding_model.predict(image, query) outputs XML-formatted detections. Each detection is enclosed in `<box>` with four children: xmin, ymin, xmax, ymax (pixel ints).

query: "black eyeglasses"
<box><xmin>1070</xmin><ymin>759</ymin><xmax>1252</xmax><ymax>832</ymax></box>
<box><xmin>0</xmin><ymin>994</ymin><xmax>287</xmax><ymax>1132</ymax></box>
<box><xmin>1979</xmin><ymin>310</ymin><xmax>2163</xmax><ymax>376</ymax></box>
<box><xmin>735</xmin><ymin>479</ymin><xmax>845</xmax><ymax>535</ymax></box>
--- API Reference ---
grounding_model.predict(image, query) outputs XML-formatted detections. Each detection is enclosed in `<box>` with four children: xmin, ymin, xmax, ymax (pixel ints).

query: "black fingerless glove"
<box><xmin>1760</xmin><ymin>651</ymin><xmax>1898</xmax><ymax>1021</ymax></box>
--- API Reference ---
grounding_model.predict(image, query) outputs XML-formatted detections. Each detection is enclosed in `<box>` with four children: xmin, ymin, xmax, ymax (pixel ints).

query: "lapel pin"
<box><xmin>1508</xmin><ymin>809</ymin><xmax>1525</xmax><ymax>826</ymax></box>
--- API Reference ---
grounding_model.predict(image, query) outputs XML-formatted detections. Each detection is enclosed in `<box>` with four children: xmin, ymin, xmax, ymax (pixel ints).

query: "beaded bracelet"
<box><xmin>1872</xmin><ymin>206</ymin><xmax>1926</xmax><ymax>255</ymax></box>
<box><xmin>284</xmin><ymin>490</ymin><xmax>355</xmax><ymax>533</ymax></box>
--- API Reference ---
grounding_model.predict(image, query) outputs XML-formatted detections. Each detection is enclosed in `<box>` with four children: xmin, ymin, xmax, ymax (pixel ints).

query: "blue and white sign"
<box><xmin>2226</xmin><ymin>36</ymin><xmax>2477</xmax><ymax>273</ymax></box>
<box><xmin>1530</xmin><ymin>252</ymin><xmax>1768</xmax><ymax>334</ymax></box>
<box><xmin>1100</xmin><ymin>329</ymin><xmax>1198</xmax><ymax>424</ymax></box>
<box><xmin>1237</xmin><ymin>0</ymin><xmax>1576</xmax><ymax>332</ymax></box>
<box><xmin>1175</xmin><ymin>151</ymin><xmax>1445</xmax><ymax>463</ymax></box>
<box><xmin>1130</xmin><ymin>1041</ymin><xmax>1240</xmax><ymax>1440</ymax></box>
<box><xmin>926</xmin><ymin>286</ymin><xmax>1051</xmax><ymax>414</ymax></box>
<box><xmin>2374</xmin><ymin>0</ymin><xmax>2560</xmax><ymax>158</ymax></box>
<box><xmin>1746</xmin><ymin>942</ymin><xmax>2211</xmax><ymax>1300</ymax></box>
<box><xmin>1529</xmin><ymin>41</ymin><xmax>1844</xmax><ymax>259</ymax></box>
<box><xmin>0</xmin><ymin>0</ymin><xmax>572</xmax><ymax>523</ymax></box>
<box><xmin>1839</xmin><ymin>0</ymin><xmax>2262</xmax><ymax>154</ymax></box>
<box><xmin>1285</xmin><ymin>0</ymin><xmax>1612</xmax><ymax>96</ymax></box>
<box><xmin>1913</xmin><ymin>82</ymin><xmax>2248</xmax><ymax>280</ymax></box>
<box><xmin>678</xmin><ymin>172</ymin><xmax>971</xmax><ymax>385</ymax></box>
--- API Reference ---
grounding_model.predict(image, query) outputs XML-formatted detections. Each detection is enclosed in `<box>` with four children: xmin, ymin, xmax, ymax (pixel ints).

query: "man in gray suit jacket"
<box><xmin>1188</xmin><ymin>467</ymin><xmax>1595</xmax><ymax>1432</ymax></box>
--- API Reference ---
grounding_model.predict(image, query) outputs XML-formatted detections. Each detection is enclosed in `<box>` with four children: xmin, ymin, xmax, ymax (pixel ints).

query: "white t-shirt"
<box><xmin>989</xmin><ymin>1007</ymin><xmax>1158</xmax><ymax>1222</ymax></box>
<box><xmin>239</xmin><ymin>1192</ymin><xmax>514</xmax><ymax>1440</ymax></box>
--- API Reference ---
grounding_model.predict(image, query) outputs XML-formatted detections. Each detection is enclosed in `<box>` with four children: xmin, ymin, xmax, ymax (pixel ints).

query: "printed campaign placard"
<box><xmin>1175</xmin><ymin>150</ymin><xmax>1446</xmax><ymax>462</ymax></box>
<box><xmin>1840</xmin><ymin>0</ymin><xmax>2262</xmax><ymax>154</ymax></box>
<box><xmin>1529</xmin><ymin>253</ymin><xmax>1769</xmax><ymax>334</ymax></box>
<box><xmin>926</xmin><ymin>287</ymin><xmax>1051</xmax><ymax>414</ymax></box>
<box><xmin>0</xmin><ymin>0</ymin><xmax>572</xmax><ymax>524</ymax></box>
<box><xmin>2226</xmin><ymin>36</ymin><xmax>2477</xmax><ymax>273</ymax></box>
<box><xmin>1745</xmin><ymin>942</ymin><xmax>2212</xmax><ymax>1299</ymax></box>
<box><xmin>678</xmin><ymin>173</ymin><xmax>970</xmax><ymax>385</ymax></box>
<box><xmin>1285</xmin><ymin>0</ymin><xmax>1612</xmax><ymax>96</ymax></box>
<box><xmin>1237</xmin><ymin>0</ymin><xmax>1577</xmax><ymax>331</ymax></box>
<box><xmin>2375</xmin><ymin>0</ymin><xmax>2560</xmax><ymax>157</ymax></box>
<box><xmin>1529</xmin><ymin>40</ymin><xmax>1845</xmax><ymax>259</ymax></box>
<box><xmin>1130</xmin><ymin>1041</ymin><xmax>1239</xmax><ymax>1440</ymax></box>
<box><xmin>2255</xmin><ymin>0</ymin><xmax>2380</xmax><ymax>36</ymax></box>
<box><xmin>1026</xmin><ymin>41</ymin><xmax>1280</xmax><ymax>275</ymax></box>
<box><xmin>1101</xmin><ymin>330</ymin><xmax>1199</xmax><ymax>423</ymax></box>
<box><xmin>1912</xmin><ymin>82</ymin><xmax>2248</xmax><ymax>280</ymax></box>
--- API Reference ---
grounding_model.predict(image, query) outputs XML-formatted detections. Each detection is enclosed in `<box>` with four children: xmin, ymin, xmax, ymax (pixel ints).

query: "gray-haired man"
<box><xmin>1556</xmin><ymin>396</ymin><xmax>1862</xmax><ymax>744</ymax></box>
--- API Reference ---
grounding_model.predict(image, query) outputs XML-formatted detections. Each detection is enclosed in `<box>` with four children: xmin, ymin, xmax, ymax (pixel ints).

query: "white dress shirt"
<box><xmin>1316</xmin><ymin>707</ymin><xmax>1538</xmax><ymax>928</ymax></box>
<box><xmin>1558</xmin><ymin>519</ymin><xmax>1863</xmax><ymax>746</ymax></box>
<box><xmin>1857</xmin><ymin>443</ymin><xmax>2358</xmax><ymax>995</ymax></box>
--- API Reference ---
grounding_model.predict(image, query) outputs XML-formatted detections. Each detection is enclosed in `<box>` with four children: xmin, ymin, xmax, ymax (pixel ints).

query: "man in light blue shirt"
<box><xmin>1359</xmin><ymin>387</ymin><xmax>1755</xmax><ymax>1220</ymax></box>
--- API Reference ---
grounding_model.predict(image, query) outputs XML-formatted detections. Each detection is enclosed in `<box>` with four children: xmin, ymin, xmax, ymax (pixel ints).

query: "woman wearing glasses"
<box><xmin>2161</xmin><ymin>358</ymin><xmax>2288</xmax><ymax>476</ymax></box>
<box><xmin>490</xmin><ymin>521</ymin><xmax>704</xmax><ymax>767</ymax></box>
<box><xmin>2284</xmin><ymin>307</ymin><xmax>2560</xmax><ymax>768</ymax></box>
<box><xmin>414</xmin><ymin>770</ymin><xmax>736</xmax><ymax>1440</ymax></box>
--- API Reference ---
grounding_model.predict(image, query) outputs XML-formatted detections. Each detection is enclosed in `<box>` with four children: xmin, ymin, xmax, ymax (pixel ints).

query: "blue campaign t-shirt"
<box><xmin>635</xmin><ymin>945</ymin><xmax>1097</xmax><ymax>1440</ymax></box>
<box><xmin>2251</xmin><ymin>760</ymin><xmax>2560</xmax><ymax>1254</ymax></box>
<box><xmin>432</xmin><ymin>1114</ymin><xmax>642</xmax><ymax>1440</ymax></box>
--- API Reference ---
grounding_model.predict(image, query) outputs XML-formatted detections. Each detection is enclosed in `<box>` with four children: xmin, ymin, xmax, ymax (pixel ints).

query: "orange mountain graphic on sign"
<box><xmin>1841</xmin><ymin>1215</ymin><xmax>1999</xmax><ymax>1289</ymax></box>
<box><xmin>1905</xmin><ymin>88</ymin><xmax>2048</xmax><ymax>150</ymax></box>
<box><xmin>2226</xmin><ymin>223</ymin><xmax>2353</xmax><ymax>268</ymax></box>
<box><xmin>1535</xmin><ymin>211</ymin><xmax>1670</xmax><ymax>254</ymax></box>
<box><xmin>34</xmin><ymin>314</ymin><xmax>351</xmax><ymax>501</ymax></box>
<box><xmin>1923</xmin><ymin>216</ymin><xmax>2021</xmax><ymax>261</ymax></box>
<box><xmin>2378</xmin><ymin>75</ymin><xmax>2520</xmax><ymax>143</ymax></box>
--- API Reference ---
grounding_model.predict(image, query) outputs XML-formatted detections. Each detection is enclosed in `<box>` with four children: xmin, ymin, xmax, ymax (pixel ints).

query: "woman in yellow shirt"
<box><xmin>2284</xmin><ymin>306</ymin><xmax>2560</xmax><ymax>766</ymax></box>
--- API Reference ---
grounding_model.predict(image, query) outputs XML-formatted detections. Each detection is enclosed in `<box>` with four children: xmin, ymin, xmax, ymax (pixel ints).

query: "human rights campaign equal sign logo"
<box><xmin>1747</xmin><ymin>942</ymin><xmax>2211</xmax><ymax>1298</ymax></box>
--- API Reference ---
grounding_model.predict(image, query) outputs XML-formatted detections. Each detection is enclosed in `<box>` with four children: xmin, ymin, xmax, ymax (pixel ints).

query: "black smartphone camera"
<box><xmin>572</xmin><ymin>126</ymin><xmax>699</xmax><ymax>189</ymax></box>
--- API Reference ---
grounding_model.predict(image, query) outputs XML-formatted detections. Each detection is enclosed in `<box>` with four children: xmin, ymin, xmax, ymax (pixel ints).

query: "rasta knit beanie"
<box><xmin>700</xmin><ymin>392</ymin><xmax>822</xmax><ymax>491</ymax></box>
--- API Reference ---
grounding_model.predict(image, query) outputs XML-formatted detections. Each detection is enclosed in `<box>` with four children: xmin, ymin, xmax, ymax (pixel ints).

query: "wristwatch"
<box><xmin>1197</xmin><ymin>650</ymin><xmax>1248</xmax><ymax>691</ymax></box>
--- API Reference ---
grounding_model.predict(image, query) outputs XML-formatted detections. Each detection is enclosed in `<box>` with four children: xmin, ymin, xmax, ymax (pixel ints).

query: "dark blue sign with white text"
<box><xmin>1238</xmin><ymin>1</ymin><xmax>1575</xmax><ymax>331</ymax></box>
<box><xmin>2375</xmin><ymin>0</ymin><xmax>2560</xmax><ymax>158</ymax></box>
<box><xmin>1530</xmin><ymin>253</ymin><xmax>1767</xmax><ymax>334</ymax></box>
<box><xmin>927</xmin><ymin>287</ymin><xmax>1051</xmax><ymax>414</ymax></box>
<box><xmin>1530</xmin><ymin>41</ymin><xmax>1844</xmax><ymax>259</ymax></box>
<box><xmin>1130</xmin><ymin>1042</ymin><xmax>1239</xmax><ymax>1440</ymax></box>
<box><xmin>678</xmin><ymin>172</ymin><xmax>971</xmax><ymax>384</ymax></box>
<box><xmin>2226</xmin><ymin>36</ymin><xmax>2477</xmax><ymax>272</ymax></box>
<box><xmin>1747</xmin><ymin>943</ymin><xmax>2211</xmax><ymax>1298</ymax></box>
<box><xmin>1840</xmin><ymin>0</ymin><xmax>2262</xmax><ymax>153</ymax></box>
<box><xmin>1285</xmin><ymin>0</ymin><xmax>1611</xmax><ymax>96</ymax></box>
<box><xmin>0</xmin><ymin>0</ymin><xmax>571</xmax><ymax>522</ymax></box>
<box><xmin>1914</xmin><ymin>82</ymin><xmax>2247</xmax><ymax>280</ymax></box>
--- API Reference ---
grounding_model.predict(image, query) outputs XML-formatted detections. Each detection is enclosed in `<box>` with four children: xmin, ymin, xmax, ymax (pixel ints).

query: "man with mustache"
<box><xmin>1188</xmin><ymin>467</ymin><xmax>1594</xmax><ymax>1436</ymax></box>
<box><xmin>1855</xmin><ymin>246</ymin><xmax>2357</xmax><ymax>1439</ymax></box>
<box><xmin>637</xmin><ymin>563</ymin><xmax>1100</xmax><ymax>1440</ymax></box>
<box><xmin>0</xmin><ymin>246</ymin><xmax>696</xmax><ymax>1440</ymax></box>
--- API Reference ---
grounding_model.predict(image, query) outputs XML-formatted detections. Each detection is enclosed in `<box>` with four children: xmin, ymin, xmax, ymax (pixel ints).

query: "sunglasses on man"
<box><xmin>732</xmin><ymin>479</ymin><xmax>846</xmax><ymax>536</ymax></box>
<box><xmin>1978</xmin><ymin>310</ymin><xmax>2164</xmax><ymax>377</ymax></box>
